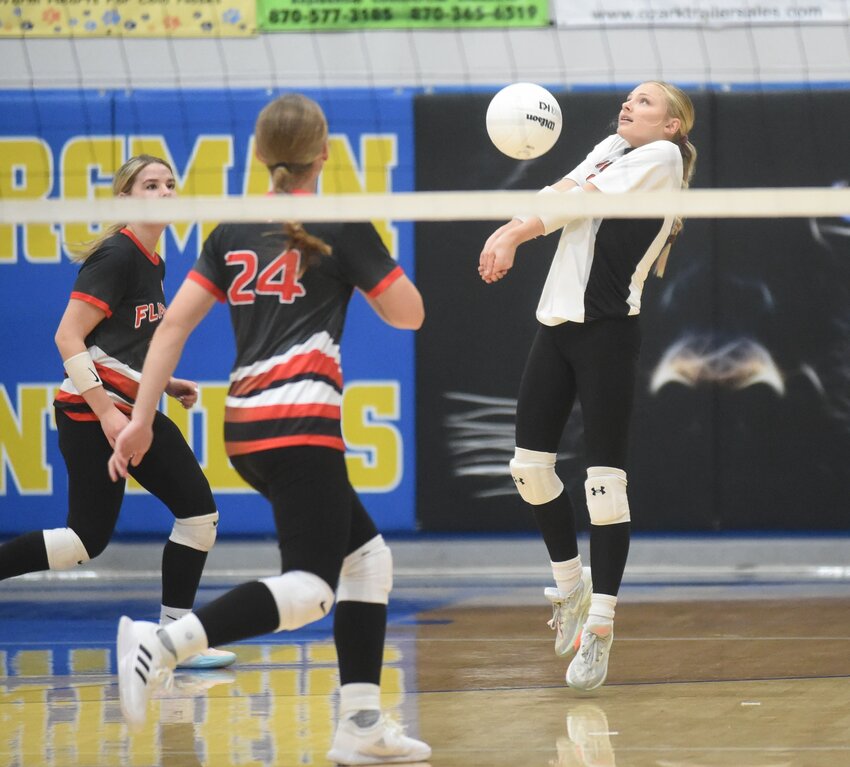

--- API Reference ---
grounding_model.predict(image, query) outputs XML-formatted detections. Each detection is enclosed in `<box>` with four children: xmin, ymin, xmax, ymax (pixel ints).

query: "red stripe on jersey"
<box><xmin>70</xmin><ymin>291</ymin><xmax>112</xmax><ymax>318</ymax></box>
<box><xmin>120</xmin><ymin>228</ymin><xmax>160</xmax><ymax>266</ymax></box>
<box><xmin>96</xmin><ymin>365</ymin><xmax>139</xmax><ymax>401</ymax></box>
<box><xmin>54</xmin><ymin>389</ymin><xmax>81</xmax><ymax>403</ymax></box>
<box><xmin>188</xmin><ymin>269</ymin><xmax>226</xmax><ymax>303</ymax></box>
<box><xmin>230</xmin><ymin>350</ymin><xmax>342</xmax><ymax>397</ymax></box>
<box><xmin>55</xmin><ymin>389</ymin><xmax>132</xmax><ymax>415</ymax></box>
<box><xmin>225</xmin><ymin>403</ymin><xmax>340</xmax><ymax>423</ymax></box>
<box><xmin>366</xmin><ymin>265</ymin><xmax>404</xmax><ymax>299</ymax></box>
<box><xmin>226</xmin><ymin>433</ymin><xmax>345</xmax><ymax>456</ymax></box>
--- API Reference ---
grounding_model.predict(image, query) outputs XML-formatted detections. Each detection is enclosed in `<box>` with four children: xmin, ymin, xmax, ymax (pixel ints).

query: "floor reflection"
<box><xmin>0</xmin><ymin>636</ymin><xmax>423</xmax><ymax>767</ymax></box>
<box><xmin>2</xmin><ymin>576</ymin><xmax>850</xmax><ymax>766</ymax></box>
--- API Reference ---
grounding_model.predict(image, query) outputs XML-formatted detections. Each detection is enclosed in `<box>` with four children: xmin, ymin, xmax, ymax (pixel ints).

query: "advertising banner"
<box><xmin>554</xmin><ymin>0</ymin><xmax>846</xmax><ymax>27</ymax></box>
<box><xmin>0</xmin><ymin>87</ymin><xmax>418</xmax><ymax>534</ymax></box>
<box><xmin>0</xmin><ymin>0</ymin><xmax>255</xmax><ymax>37</ymax></box>
<box><xmin>258</xmin><ymin>0</ymin><xmax>549</xmax><ymax>31</ymax></box>
<box><xmin>414</xmin><ymin>88</ymin><xmax>850</xmax><ymax>532</ymax></box>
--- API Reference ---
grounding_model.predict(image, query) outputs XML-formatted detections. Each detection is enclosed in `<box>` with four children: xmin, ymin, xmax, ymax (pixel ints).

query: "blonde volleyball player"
<box><xmin>108</xmin><ymin>95</ymin><xmax>431</xmax><ymax>764</ymax></box>
<box><xmin>479</xmin><ymin>82</ymin><xmax>697</xmax><ymax>691</ymax></box>
<box><xmin>0</xmin><ymin>155</ymin><xmax>234</xmax><ymax>670</ymax></box>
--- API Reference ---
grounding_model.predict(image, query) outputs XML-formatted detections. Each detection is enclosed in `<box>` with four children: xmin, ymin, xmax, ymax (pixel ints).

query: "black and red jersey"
<box><xmin>54</xmin><ymin>228</ymin><xmax>166</xmax><ymax>420</ymax></box>
<box><xmin>189</xmin><ymin>219</ymin><xmax>403</xmax><ymax>458</ymax></box>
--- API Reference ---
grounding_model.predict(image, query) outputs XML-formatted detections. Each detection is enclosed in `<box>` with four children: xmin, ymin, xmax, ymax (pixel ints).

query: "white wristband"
<box><xmin>63</xmin><ymin>350</ymin><xmax>103</xmax><ymax>394</ymax></box>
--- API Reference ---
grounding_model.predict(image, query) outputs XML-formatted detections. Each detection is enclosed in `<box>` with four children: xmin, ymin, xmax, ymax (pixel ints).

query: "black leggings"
<box><xmin>57</xmin><ymin>408</ymin><xmax>217</xmax><ymax>557</ymax></box>
<box><xmin>0</xmin><ymin>409</ymin><xmax>216</xmax><ymax>601</ymax></box>
<box><xmin>516</xmin><ymin>316</ymin><xmax>641</xmax><ymax>464</ymax></box>
<box><xmin>199</xmin><ymin>445</ymin><xmax>384</xmax><ymax>685</ymax></box>
<box><xmin>515</xmin><ymin>317</ymin><xmax>640</xmax><ymax>596</ymax></box>
<box><xmin>230</xmin><ymin>445</ymin><xmax>379</xmax><ymax>591</ymax></box>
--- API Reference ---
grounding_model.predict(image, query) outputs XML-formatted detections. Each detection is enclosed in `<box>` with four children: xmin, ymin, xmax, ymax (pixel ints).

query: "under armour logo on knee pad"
<box><xmin>512</xmin><ymin>476</ymin><xmax>525</xmax><ymax>485</ymax></box>
<box><xmin>590</xmin><ymin>486</ymin><xmax>606</xmax><ymax>495</ymax></box>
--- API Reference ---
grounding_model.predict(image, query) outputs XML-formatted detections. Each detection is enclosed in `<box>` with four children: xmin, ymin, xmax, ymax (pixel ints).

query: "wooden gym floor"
<box><xmin>2</xmin><ymin>535</ymin><xmax>850</xmax><ymax>766</ymax></box>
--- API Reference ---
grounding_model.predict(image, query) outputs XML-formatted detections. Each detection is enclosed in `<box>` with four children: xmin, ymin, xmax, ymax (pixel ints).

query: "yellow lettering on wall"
<box><xmin>323</xmin><ymin>135</ymin><xmax>398</xmax><ymax>257</ymax></box>
<box><xmin>60</xmin><ymin>137</ymin><xmax>123</xmax><ymax>254</ymax></box>
<box><xmin>0</xmin><ymin>385</ymin><xmax>53</xmax><ymax>495</ymax></box>
<box><xmin>0</xmin><ymin>138</ymin><xmax>60</xmax><ymax>264</ymax></box>
<box><xmin>243</xmin><ymin>136</ymin><xmax>271</xmax><ymax>195</ymax></box>
<box><xmin>130</xmin><ymin>136</ymin><xmax>233</xmax><ymax>255</ymax></box>
<box><xmin>342</xmin><ymin>382</ymin><xmax>401</xmax><ymax>493</ymax></box>
<box><xmin>195</xmin><ymin>384</ymin><xmax>252</xmax><ymax>491</ymax></box>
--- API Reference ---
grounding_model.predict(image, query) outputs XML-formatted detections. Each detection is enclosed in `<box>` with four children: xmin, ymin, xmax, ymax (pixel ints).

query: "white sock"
<box><xmin>339</xmin><ymin>682</ymin><xmax>381</xmax><ymax>719</ymax></box>
<box><xmin>551</xmin><ymin>556</ymin><xmax>583</xmax><ymax>595</ymax></box>
<box><xmin>160</xmin><ymin>605</ymin><xmax>190</xmax><ymax>626</ymax></box>
<box><xmin>586</xmin><ymin>594</ymin><xmax>617</xmax><ymax>636</ymax></box>
<box><xmin>159</xmin><ymin>613</ymin><xmax>209</xmax><ymax>662</ymax></box>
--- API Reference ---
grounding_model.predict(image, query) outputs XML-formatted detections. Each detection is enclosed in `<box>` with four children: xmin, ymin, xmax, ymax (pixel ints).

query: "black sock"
<box><xmin>0</xmin><ymin>531</ymin><xmax>50</xmax><ymax>580</ymax></box>
<box><xmin>334</xmin><ymin>602</ymin><xmax>386</xmax><ymax>685</ymax></box>
<box><xmin>195</xmin><ymin>581</ymin><xmax>280</xmax><ymax>647</ymax></box>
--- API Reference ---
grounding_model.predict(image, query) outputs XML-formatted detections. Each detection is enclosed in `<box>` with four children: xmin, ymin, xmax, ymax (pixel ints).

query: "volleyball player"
<box><xmin>108</xmin><ymin>95</ymin><xmax>431</xmax><ymax>764</ymax></box>
<box><xmin>479</xmin><ymin>81</ymin><xmax>697</xmax><ymax>690</ymax></box>
<box><xmin>0</xmin><ymin>155</ymin><xmax>234</xmax><ymax>670</ymax></box>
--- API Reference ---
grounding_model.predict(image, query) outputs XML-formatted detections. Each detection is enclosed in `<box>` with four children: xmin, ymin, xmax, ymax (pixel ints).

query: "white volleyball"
<box><xmin>486</xmin><ymin>83</ymin><xmax>563</xmax><ymax>160</ymax></box>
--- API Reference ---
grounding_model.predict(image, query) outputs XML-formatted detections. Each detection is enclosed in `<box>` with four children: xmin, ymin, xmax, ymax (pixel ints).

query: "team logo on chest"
<box><xmin>134</xmin><ymin>302</ymin><xmax>167</xmax><ymax>328</ymax></box>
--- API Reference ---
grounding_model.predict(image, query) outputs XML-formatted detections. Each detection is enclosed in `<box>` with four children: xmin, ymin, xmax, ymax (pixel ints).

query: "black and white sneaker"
<box><xmin>117</xmin><ymin>617</ymin><xmax>176</xmax><ymax>731</ymax></box>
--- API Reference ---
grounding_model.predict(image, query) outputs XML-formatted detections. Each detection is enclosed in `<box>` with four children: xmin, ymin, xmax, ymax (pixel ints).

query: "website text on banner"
<box><xmin>0</xmin><ymin>87</ymin><xmax>418</xmax><ymax>535</ymax></box>
<box><xmin>554</xmin><ymin>0</ymin><xmax>846</xmax><ymax>27</ymax></box>
<box><xmin>259</xmin><ymin>0</ymin><xmax>548</xmax><ymax>31</ymax></box>
<box><xmin>0</xmin><ymin>0</ymin><xmax>255</xmax><ymax>37</ymax></box>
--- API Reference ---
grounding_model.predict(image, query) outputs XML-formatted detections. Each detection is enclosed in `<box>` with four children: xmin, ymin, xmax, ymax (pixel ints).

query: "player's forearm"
<box><xmin>133</xmin><ymin>321</ymin><xmax>189</xmax><ymax>425</ymax></box>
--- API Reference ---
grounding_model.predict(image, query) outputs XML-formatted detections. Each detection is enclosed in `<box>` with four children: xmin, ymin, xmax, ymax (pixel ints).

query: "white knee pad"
<box><xmin>43</xmin><ymin>527</ymin><xmax>90</xmax><ymax>570</ymax></box>
<box><xmin>169</xmin><ymin>511</ymin><xmax>219</xmax><ymax>552</ymax></box>
<box><xmin>509</xmin><ymin>447</ymin><xmax>564</xmax><ymax>505</ymax></box>
<box><xmin>260</xmin><ymin>570</ymin><xmax>335</xmax><ymax>632</ymax></box>
<box><xmin>337</xmin><ymin>535</ymin><xmax>393</xmax><ymax>605</ymax></box>
<box><xmin>585</xmin><ymin>467</ymin><xmax>630</xmax><ymax>525</ymax></box>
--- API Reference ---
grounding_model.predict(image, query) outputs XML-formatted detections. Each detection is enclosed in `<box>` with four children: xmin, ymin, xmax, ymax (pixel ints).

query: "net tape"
<box><xmin>2</xmin><ymin>187</ymin><xmax>849</xmax><ymax>224</ymax></box>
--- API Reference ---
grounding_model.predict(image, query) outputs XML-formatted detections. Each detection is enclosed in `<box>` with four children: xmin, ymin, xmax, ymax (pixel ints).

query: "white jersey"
<box><xmin>535</xmin><ymin>134</ymin><xmax>683</xmax><ymax>325</ymax></box>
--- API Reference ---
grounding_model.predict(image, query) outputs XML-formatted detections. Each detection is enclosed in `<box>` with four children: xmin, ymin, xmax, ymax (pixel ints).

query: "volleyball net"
<box><xmin>3</xmin><ymin>186</ymin><xmax>850</xmax><ymax>226</ymax></box>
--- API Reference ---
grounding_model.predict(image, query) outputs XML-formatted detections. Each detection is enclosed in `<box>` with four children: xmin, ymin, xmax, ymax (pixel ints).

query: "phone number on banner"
<box><xmin>259</xmin><ymin>0</ymin><xmax>549</xmax><ymax>30</ymax></box>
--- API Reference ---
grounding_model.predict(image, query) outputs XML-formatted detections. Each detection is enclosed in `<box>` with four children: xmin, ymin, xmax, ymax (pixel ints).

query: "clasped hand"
<box><xmin>478</xmin><ymin>221</ymin><xmax>519</xmax><ymax>284</ymax></box>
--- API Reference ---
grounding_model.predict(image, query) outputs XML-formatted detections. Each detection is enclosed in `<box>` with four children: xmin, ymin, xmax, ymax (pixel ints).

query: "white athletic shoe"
<box><xmin>566</xmin><ymin>626</ymin><xmax>613</xmax><ymax>692</ymax></box>
<box><xmin>177</xmin><ymin>647</ymin><xmax>237</xmax><ymax>670</ymax></box>
<box><xmin>326</xmin><ymin>712</ymin><xmax>432</xmax><ymax>765</ymax></box>
<box><xmin>117</xmin><ymin>616</ymin><xmax>176</xmax><ymax>731</ymax></box>
<box><xmin>545</xmin><ymin>567</ymin><xmax>592</xmax><ymax>657</ymax></box>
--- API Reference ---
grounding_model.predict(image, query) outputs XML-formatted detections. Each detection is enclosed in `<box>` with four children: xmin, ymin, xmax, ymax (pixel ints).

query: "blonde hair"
<box><xmin>255</xmin><ymin>93</ymin><xmax>333</xmax><ymax>269</ymax></box>
<box><xmin>69</xmin><ymin>154</ymin><xmax>174</xmax><ymax>262</ymax></box>
<box><xmin>647</xmin><ymin>81</ymin><xmax>697</xmax><ymax>277</ymax></box>
<box><xmin>255</xmin><ymin>93</ymin><xmax>328</xmax><ymax>194</ymax></box>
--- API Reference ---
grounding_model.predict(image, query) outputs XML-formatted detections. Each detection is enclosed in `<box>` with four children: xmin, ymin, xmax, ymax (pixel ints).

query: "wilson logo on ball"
<box><xmin>486</xmin><ymin>82</ymin><xmax>563</xmax><ymax>160</ymax></box>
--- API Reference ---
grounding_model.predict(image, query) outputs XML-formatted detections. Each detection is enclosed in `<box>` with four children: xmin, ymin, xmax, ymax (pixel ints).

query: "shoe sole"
<box><xmin>326</xmin><ymin>748</ymin><xmax>432</xmax><ymax>765</ymax></box>
<box><xmin>566</xmin><ymin>667</ymin><xmax>608</xmax><ymax>691</ymax></box>
<box><xmin>177</xmin><ymin>651</ymin><xmax>237</xmax><ymax>670</ymax></box>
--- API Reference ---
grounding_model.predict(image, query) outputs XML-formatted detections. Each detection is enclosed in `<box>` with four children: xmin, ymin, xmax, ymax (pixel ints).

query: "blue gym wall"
<box><xmin>0</xmin><ymin>87</ymin><xmax>418</xmax><ymax>535</ymax></box>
